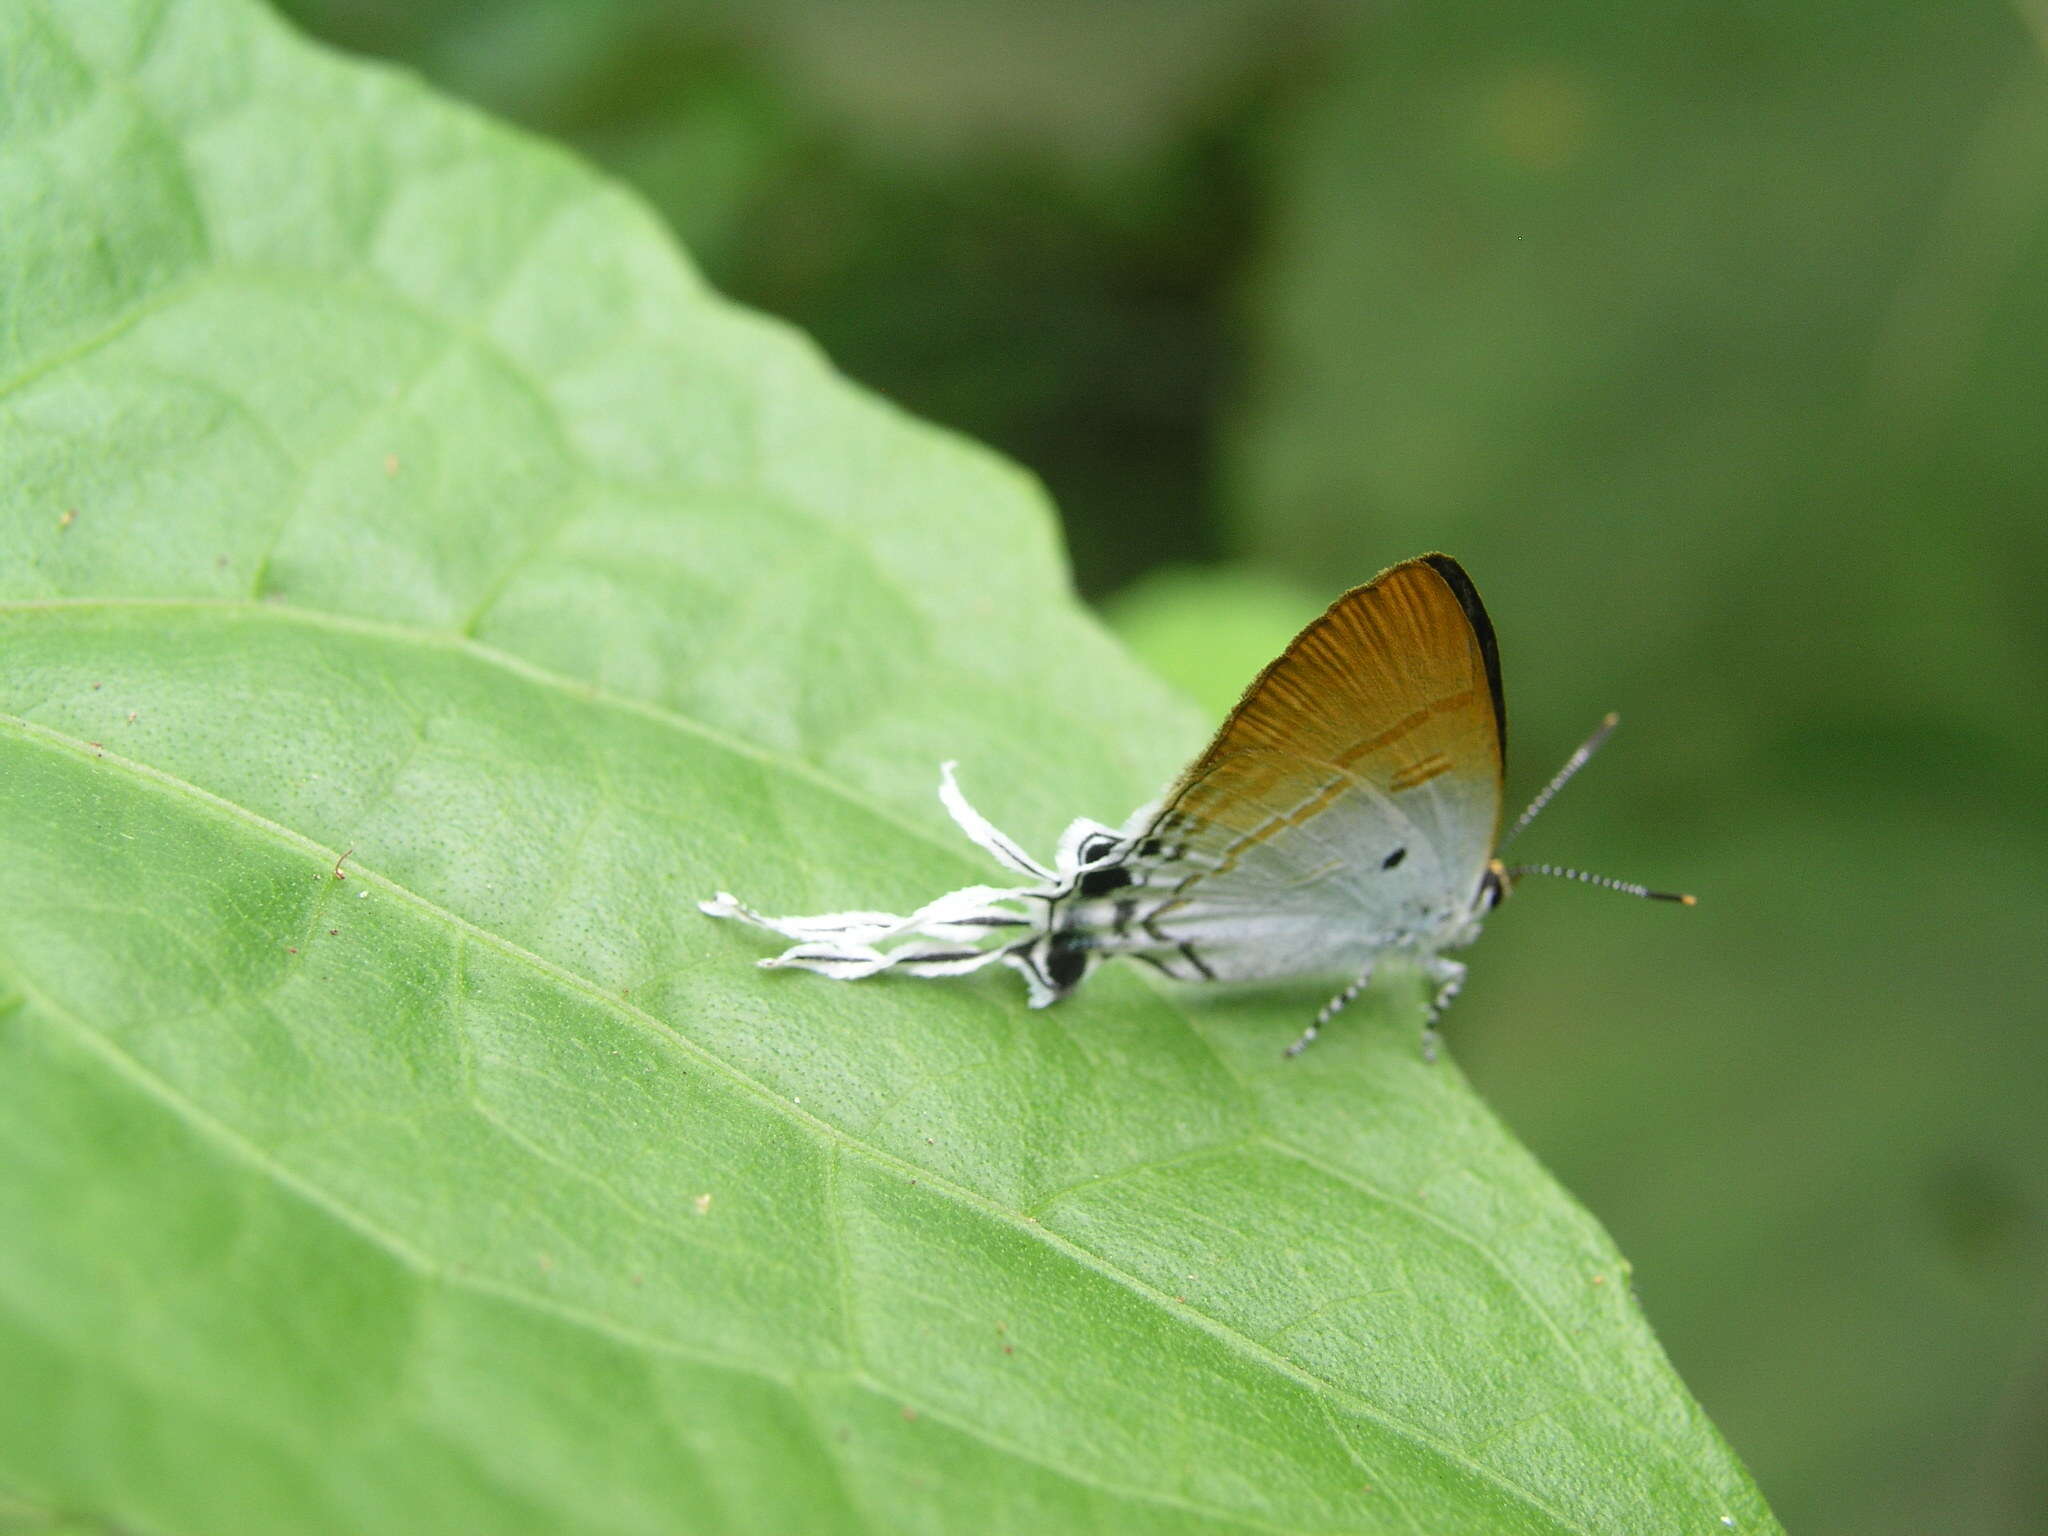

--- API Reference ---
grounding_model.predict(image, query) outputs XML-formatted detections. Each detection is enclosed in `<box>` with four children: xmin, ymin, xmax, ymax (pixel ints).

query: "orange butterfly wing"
<box><xmin>1127</xmin><ymin>555</ymin><xmax>1505</xmax><ymax>979</ymax></box>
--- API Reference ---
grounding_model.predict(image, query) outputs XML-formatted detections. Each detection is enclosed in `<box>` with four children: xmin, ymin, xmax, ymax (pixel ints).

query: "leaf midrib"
<box><xmin>0</xmin><ymin>596</ymin><xmax>1672</xmax><ymax>1532</ymax></box>
<box><xmin>0</xmin><ymin>595</ymin><xmax>948</xmax><ymax>842</ymax></box>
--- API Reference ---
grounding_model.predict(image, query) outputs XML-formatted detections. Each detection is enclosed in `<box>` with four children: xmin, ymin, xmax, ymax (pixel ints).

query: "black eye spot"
<box><xmin>1381</xmin><ymin>847</ymin><xmax>1407</xmax><ymax>870</ymax></box>
<box><xmin>1078</xmin><ymin>865</ymin><xmax>1133</xmax><ymax>897</ymax></box>
<box><xmin>1045</xmin><ymin>932</ymin><xmax>1089</xmax><ymax>991</ymax></box>
<box><xmin>1078</xmin><ymin>833</ymin><xmax>1117</xmax><ymax>864</ymax></box>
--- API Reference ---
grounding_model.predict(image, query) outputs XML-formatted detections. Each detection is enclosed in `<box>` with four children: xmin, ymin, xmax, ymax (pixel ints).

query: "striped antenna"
<box><xmin>1507</xmin><ymin>863</ymin><xmax>1696</xmax><ymax>905</ymax></box>
<box><xmin>1500</xmin><ymin>711</ymin><xmax>1619</xmax><ymax>852</ymax></box>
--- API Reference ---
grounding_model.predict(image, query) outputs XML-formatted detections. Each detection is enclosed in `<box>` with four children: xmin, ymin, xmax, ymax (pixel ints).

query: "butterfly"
<box><xmin>702</xmin><ymin>554</ymin><xmax>1690</xmax><ymax>1055</ymax></box>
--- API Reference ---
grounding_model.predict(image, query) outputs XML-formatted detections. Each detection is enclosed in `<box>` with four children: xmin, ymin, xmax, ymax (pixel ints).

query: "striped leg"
<box><xmin>1420</xmin><ymin>956</ymin><xmax>1467</xmax><ymax>1063</ymax></box>
<box><xmin>1285</xmin><ymin>960</ymin><xmax>1375</xmax><ymax>1058</ymax></box>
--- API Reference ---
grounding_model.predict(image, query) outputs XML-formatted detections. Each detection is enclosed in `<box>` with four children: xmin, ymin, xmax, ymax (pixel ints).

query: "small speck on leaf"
<box><xmin>693</xmin><ymin>1193</ymin><xmax>712</xmax><ymax>1215</ymax></box>
<box><xmin>383</xmin><ymin>453</ymin><xmax>400</xmax><ymax>477</ymax></box>
<box><xmin>900</xmin><ymin>1406</ymin><xmax>918</xmax><ymax>1422</ymax></box>
<box><xmin>58</xmin><ymin>508</ymin><xmax>76</xmax><ymax>529</ymax></box>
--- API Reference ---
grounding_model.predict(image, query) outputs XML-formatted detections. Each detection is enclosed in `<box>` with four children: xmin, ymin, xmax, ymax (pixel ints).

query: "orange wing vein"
<box><xmin>1148</xmin><ymin>554</ymin><xmax>1506</xmax><ymax>872</ymax></box>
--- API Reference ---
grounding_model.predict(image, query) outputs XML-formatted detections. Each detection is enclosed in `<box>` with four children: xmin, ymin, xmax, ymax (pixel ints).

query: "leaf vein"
<box><xmin>0</xmin><ymin>964</ymin><xmax>803</xmax><ymax>1388</ymax></box>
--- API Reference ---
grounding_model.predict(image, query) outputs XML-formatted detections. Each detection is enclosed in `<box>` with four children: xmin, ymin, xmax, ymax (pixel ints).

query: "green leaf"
<box><xmin>0</xmin><ymin>2</ymin><xmax>1778</xmax><ymax>1532</ymax></box>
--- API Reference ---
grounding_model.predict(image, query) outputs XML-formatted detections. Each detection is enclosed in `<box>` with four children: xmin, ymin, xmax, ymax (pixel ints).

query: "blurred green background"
<box><xmin>278</xmin><ymin>2</ymin><xmax>2048</xmax><ymax>1530</ymax></box>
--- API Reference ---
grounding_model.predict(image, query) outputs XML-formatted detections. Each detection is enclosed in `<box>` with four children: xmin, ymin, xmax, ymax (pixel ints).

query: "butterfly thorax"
<box><xmin>1002</xmin><ymin>825</ymin><xmax>1505</xmax><ymax>1007</ymax></box>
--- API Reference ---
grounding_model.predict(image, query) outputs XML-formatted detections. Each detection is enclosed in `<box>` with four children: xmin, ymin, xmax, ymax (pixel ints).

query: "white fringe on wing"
<box><xmin>699</xmin><ymin>763</ymin><xmax>1144</xmax><ymax>1006</ymax></box>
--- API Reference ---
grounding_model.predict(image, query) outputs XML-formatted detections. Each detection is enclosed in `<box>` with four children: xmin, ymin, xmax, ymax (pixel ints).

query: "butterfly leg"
<box><xmin>1420</xmin><ymin>957</ymin><xmax>1468</xmax><ymax>1063</ymax></box>
<box><xmin>1284</xmin><ymin>960</ymin><xmax>1376</xmax><ymax>1058</ymax></box>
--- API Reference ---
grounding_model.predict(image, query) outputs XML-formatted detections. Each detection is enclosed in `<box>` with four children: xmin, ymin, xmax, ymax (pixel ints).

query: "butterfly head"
<box><xmin>1428</xmin><ymin>857</ymin><xmax>1511</xmax><ymax>954</ymax></box>
<box><xmin>1481</xmin><ymin>858</ymin><xmax>1513</xmax><ymax>912</ymax></box>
